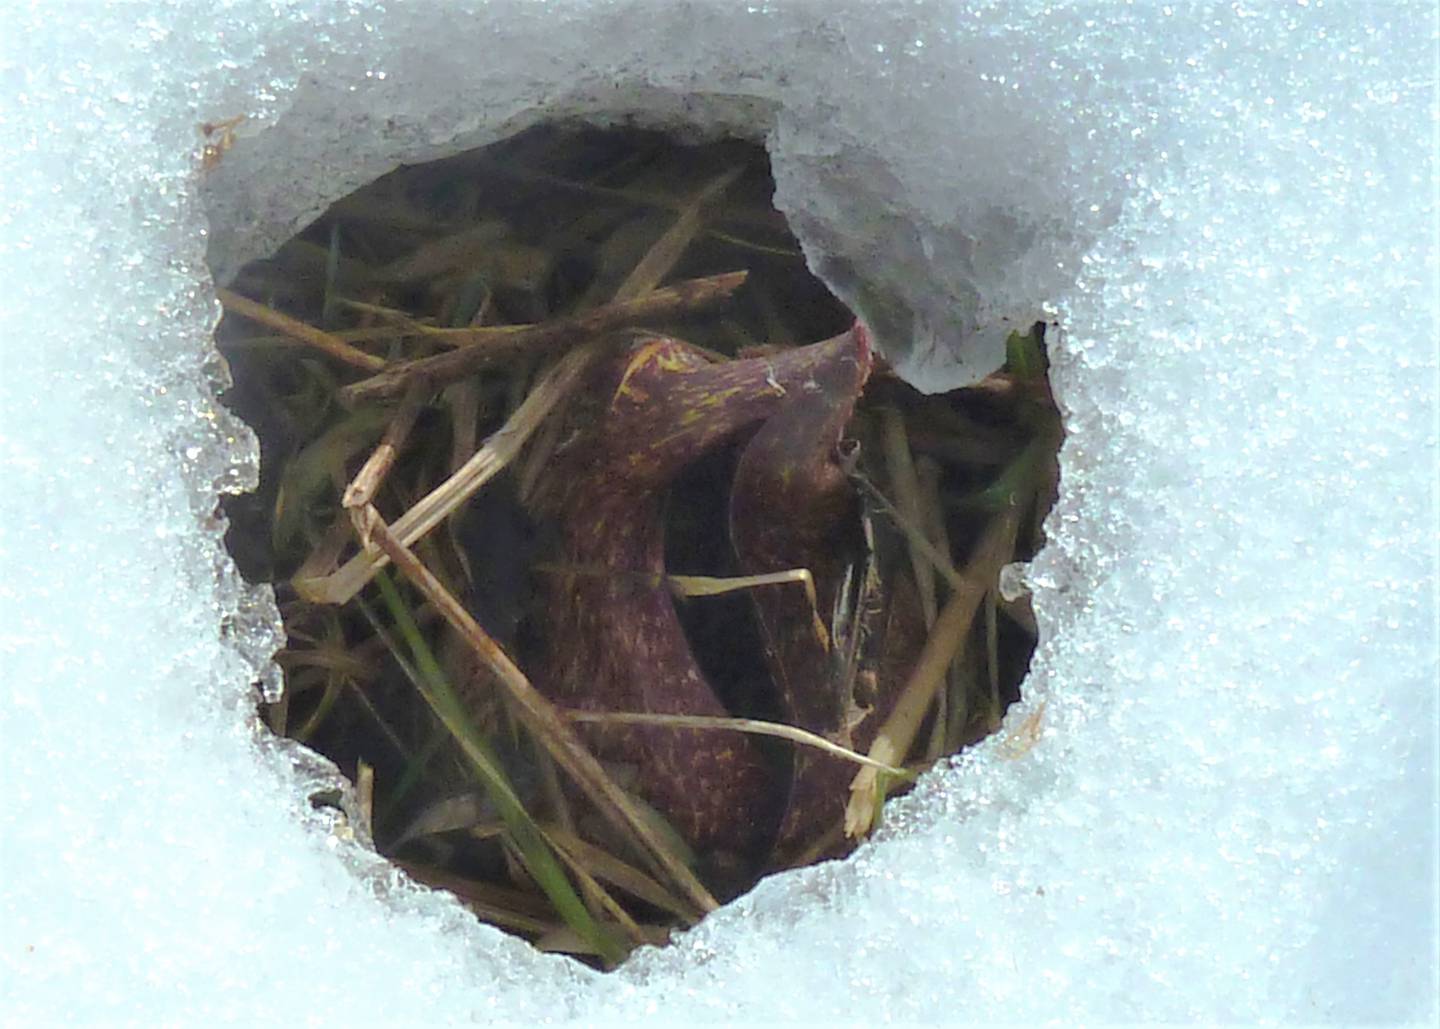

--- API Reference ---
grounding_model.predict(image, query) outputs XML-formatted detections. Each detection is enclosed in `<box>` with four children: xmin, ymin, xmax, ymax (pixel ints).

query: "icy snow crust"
<box><xmin>1</xmin><ymin>0</ymin><xmax>1435</xmax><ymax>1022</ymax></box>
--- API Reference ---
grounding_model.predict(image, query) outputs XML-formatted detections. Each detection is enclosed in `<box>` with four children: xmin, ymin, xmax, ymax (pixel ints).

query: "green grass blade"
<box><xmin>1004</xmin><ymin>325</ymin><xmax>1047</xmax><ymax>381</ymax></box>
<box><xmin>370</xmin><ymin>570</ymin><xmax>625</xmax><ymax>964</ymax></box>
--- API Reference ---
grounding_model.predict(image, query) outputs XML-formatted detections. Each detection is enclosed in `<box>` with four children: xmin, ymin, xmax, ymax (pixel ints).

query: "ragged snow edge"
<box><xmin>195</xmin><ymin>8</ymin><xmax>1086</xmax><ymax>1010</ymax></box>
<box><xmin>194</xmin><ymin>5</ymin><xmax>1437</xmax><ymax>1017</ymax></box>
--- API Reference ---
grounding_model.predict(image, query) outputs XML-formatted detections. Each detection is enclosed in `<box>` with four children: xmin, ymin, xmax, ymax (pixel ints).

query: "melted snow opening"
<box><xmin>213</xmin><ymin>118</ymin><xmax>1055</xmax><ymax>966</ymax></box>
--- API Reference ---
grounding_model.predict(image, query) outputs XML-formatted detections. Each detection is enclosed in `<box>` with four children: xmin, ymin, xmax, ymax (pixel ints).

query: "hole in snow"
<box><xmin>215</xmin><ymin>122</ymin><xmax>1058</xmax><ymax>967</ymax></box>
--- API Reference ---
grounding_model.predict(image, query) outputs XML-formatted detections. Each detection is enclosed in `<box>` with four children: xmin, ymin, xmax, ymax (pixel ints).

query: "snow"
<box><xmin>1</xmin><ymin>0</ymin><xmax>1436</xmax><ymax>1023</ymax></box>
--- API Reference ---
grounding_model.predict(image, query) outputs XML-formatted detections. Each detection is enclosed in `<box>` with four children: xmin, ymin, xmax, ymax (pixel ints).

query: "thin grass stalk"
<box><xmin>844</xmin><ymin>510</ymin><xmax>1021</xmax><ymax>838</ymax></box>
<box><xmin>391</xmin><ymin>860</ymin><xmax>561</xmax><ymax>938</ymax></box>
<box><xmin>370</xmin><ymin>566</ymin><xmax>626</xmax><ymax>965</ymax></box>
<box><xmin>342</xmin><ymin>381</ymin><xmax>428</xmax><ymax>510</ymax></box>
<box><xmin>542</xmin><ymin>840</ymin><xmax>647</xmax><ymax>949</ymax></box>
<box><xmin>359</xmin><ymin>507</ymin><xmax>719</xmax><ymax>917</ymax></box>
<box><xmin>562</xmin><ymin>710</ymin><xmax>912</xmax><ymax>778</ymax></box>
<box><xmin>985</xmin><ymin>587</ymin><xmax>1002</xmax><ymax>729</ymax></box>
<box><xmin>917</xmin><ymin>456</ymin><xmax>953</xmax><ymax>762</ymax></box>
<box><xmin>849</xmin><ymin>473</ymin><xmax>964</xmax><ymax>591</ymax></box>
<box><xmin>541</xmin><ymin>825</ymin><xmax>694</xmax><ymax>922</ymax></box>
<box><xmin>296</xmin><ymin>345</ymin><xmax>596</xmax><ymax>605</ymax></box>
<box><xmin>880</xmin><ymin>406</ymin><xmax>938</xmax><ymax>628</ymax></box>
<box><xmin>217</xmin><ymin>287</ymin><xmax>387</xmax><ymax>372</ymax></box>
<box><xmin>356</xmin><ymin>759</ymin><xmax>375</xmax><ymax>839</ymax></box>
<box><xmin>341</xmin><ymin>270</ymin><xmax>747</xmax><ymax>404</ymax></box>
<box><xmin>611</xmin><ymin>165</ymin><xmax>744</xmax><ymax>301</ymax></box>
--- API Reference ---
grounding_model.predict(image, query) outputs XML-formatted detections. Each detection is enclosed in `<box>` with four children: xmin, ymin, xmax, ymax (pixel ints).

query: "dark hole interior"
<box><xmin>216</xmin><ymin>122</ymin><xmax>1058</xmax><ymax>967</ymax></box>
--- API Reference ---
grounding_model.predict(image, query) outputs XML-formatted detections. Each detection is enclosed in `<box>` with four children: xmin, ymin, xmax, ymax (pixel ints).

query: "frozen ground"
<box><xmin>1</xmin><ymin>1</ymin><xmax>1436</xmax><ymax>1023</ymax></box>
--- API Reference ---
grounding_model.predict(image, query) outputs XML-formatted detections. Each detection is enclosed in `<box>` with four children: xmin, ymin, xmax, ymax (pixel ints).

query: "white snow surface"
<box><xmin>1</xmin><ymin>1</ymin><xmax>1436</xmax><ymax>1023</ymax></box>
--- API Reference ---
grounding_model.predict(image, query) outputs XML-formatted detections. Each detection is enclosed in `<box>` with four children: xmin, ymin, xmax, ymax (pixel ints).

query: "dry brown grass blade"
<box><xmin>342</xmin><ymin>381</ymin><xmax>427</xmax><ymax>510</ymax></box>
<box><xmin>844</xmin><ymin>510</ymin><xmax>1021</xmax><ymax>838</ymax></box>
<box><xmin>216</xmin><ymin>287</ymin><xmax>386</xmax><ymax>372</ymax></box>
<box><xmin>561</xmin><ymin>710</ymin><xmax>912</xmax><ymax>777</ymax></box>
<box><xmin>533</xmin><ymin>564</ymin><xmax>830</xmax><ymax>652</ymax></box>
<box><xmin>290</xmin><ymin>514</ymin><xmax>358</xmax><ymax>594</ymax></box>
<box><xmin>851</xmin><ymin>472</ymin><xmax>964</xmax><ymax>592</ymax></box>
<box><xmin>340</xmin><ymin>270</ymin><xmax>747</xmax><ymax>405</ymax></box>
<box><xmin>536</xmin><ymin>924</ymin><xmax>672</xmax><ymax>957</ymax></box>
<box><xmin>445</xmin><ymin>379</ymin><xmax>483</xmax><ymax>472</ymax></box>
<box><xmin>666</xmin><ymin>568</ymin><xmax>815</xmax><ymax>605</ymax></box>
<box><xmin>515</xmin><ymin>414</ymin><xmax>564</xmax><ymax>504</ymax></box>
<box><xmin>536</xmin><ymin>748</ymin><xmax>575</xmax><ymax>837</ymax></box>
<box><xmin>220</xmin><ymin>325</ymin><xmax>412</xmax><ymax>350</ymax></box>
<box><xmin>356</xmin><ymin>759</ymin><xmax>375</xmax><ymax>839</ymax></box>
<box><xmin>881</xmin><ymin>407</ymin><xmax>938</xmax><ymax>628</ymax></box>
<box><xmin>531</xmin><ymin>835</ymin><xmax>647</xmax><ymax>948</ymax></box>
<box><xmin>334</xmin><ymin>298</ymin><xmax>432</xmax><ymax>332</ymax></box>
<box><xmin>986</xmin><ymin>587</ymin><xmax>1003</xmax><ymax>726</ymax></box>
<box><xmin>361</xmin><ymin>508</ymin><xmax>720</xmax><ymax>915</ymax></box>
<box><xmin>916</xmin><ymin>456</ymin><xmax>954</xmax><ymax>762</ymax></box>
<box><xmin>392</xmin><ymin>859</ymin><xmax>561</xmax><ymax>937</ymax></box>
<box><xmin>668</xmin><ymin>569</ymin><xmax>829</xmax><ymax>650</ymax></box>
<box><xmin>535</xmin><ymin>565</ymin><xmax>818</xmax><ymax>604</ymax></box>
<box><xmin>611</xmin><ymin>165</ymin><xmax>745</xmax><ymax>302</ymax></box>
<box><xmin>295</xmin><ymin>346</ymin><xmax>595</xmax><ymax>605</ymax></box>
<box><xmin>541</xmin><ymin>825</ymin><xmax>696</xmax><ymax>923</ymax></box>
